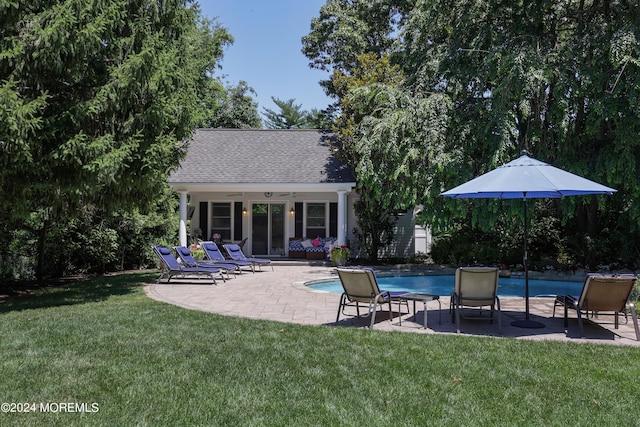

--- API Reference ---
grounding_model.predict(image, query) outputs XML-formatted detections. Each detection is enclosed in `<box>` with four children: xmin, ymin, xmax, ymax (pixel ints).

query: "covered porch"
<box><xmin>175</xmin><ymin>183</ymin><xmax>355</xmax><ymax>257</ymax></box>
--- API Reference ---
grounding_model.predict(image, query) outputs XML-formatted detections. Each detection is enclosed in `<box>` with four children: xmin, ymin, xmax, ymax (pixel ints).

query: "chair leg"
<box><xmin>628</xmin><ymin>303</ymin><xmax>640</xmax><ymax>341</ymax></box>
<box><xmin>454</xmin><ymin>297</ymin><xmax>461</xmax><ymax>333</ymax></box>
<box><xmin>552</xmin><ymin>298</ymin><xmax>559</xmax><ymax>317</ymax></box>
<box><xmin>335</xmin><ymin>294</ymin><xmax>346</xmax><ymax>325</ymax></box>
<box><xmin>496</xmin><ymin>297</ymin><xmax>502</xmax><ymax>333</ymax></box>
<box><xmin>576</xmin><ymin>307</ymin><xmax>585</xmax><ymax>338</ymax></box>
<box><xmin>450</xmin><ymin>293</ymin><xmax>456</xmax><ymax>322</ymax></box>
<box><xmin>370</xmin><ymin>300</ymin><xmax>379</xmax><ymax>329</ymax></box>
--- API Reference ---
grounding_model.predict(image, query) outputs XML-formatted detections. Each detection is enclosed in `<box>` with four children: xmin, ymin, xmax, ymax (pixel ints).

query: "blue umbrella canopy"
<box><xmin>441</xmin><ymin>152</ymin><xmax>616</xmax><ymax>199</ymax></box>
<box><xmin>441</xmin><ymin>151</ymin><xmax>616</xmax><ymax>329</ymax></box>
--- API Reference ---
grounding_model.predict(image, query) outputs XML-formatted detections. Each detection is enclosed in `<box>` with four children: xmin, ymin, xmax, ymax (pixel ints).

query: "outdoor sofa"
<box><xmin>288</xmin><ymin>237</ymin><xmax>337</xmax><ymax>260</ymax></box>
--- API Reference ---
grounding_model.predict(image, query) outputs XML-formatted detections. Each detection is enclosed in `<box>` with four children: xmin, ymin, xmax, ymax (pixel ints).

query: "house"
<box><xmin>168</xmin><ymin>128</ymin><xmax>429</xmax><ymax>258</ymax></box>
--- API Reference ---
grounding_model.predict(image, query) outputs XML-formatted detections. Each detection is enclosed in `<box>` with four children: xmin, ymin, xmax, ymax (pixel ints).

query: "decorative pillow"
<box><xmin>178</xmin><ymin>247</ymin><xmax>189</xmax><ymax>256</ymax></box>
<box><xmin>312</xmin><ymin>238</ymin><xmax>321</xmax><ymax>247</ymax></box>
<box><xmin>324</xmin><ymin>239</ymin><xmax>335</xmax><ymax>249</ymax></box>
<box><xmin>301</xmin><ymin>239</ymin><xmax>313</xmax><ymax>249</ymax></box>
<box><xmin>159</xmin><ymin>247</ymin><xmax>171</xmax><ymax>255</ymax></box>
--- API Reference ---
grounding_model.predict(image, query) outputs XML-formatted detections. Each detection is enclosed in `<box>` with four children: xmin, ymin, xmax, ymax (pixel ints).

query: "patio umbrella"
<box><xmin>441</xmin><ymin>151</ymin><xmax>616</xmax><ymax>328</ymax></box>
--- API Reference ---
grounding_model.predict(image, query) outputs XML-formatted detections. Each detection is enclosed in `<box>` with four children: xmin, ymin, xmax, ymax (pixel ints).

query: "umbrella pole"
<box><xmin>512</xmin><ymin>196</ymin><xmax>545</xmax><ymax>329</ymax></box>
<box><xmin>524</xmin><ymin>196</ymin><xmax>530</xmax><ymax>320</ymax></box>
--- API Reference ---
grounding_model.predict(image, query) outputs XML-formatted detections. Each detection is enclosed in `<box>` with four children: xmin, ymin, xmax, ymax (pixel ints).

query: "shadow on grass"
<box><xmin>0</xmin><ymin>271</ymin><xmax>158</xmax><ymax>313</ymax></box>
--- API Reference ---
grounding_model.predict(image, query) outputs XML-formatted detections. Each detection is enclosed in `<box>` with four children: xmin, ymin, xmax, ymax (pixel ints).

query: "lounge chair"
<box><xmin>553</xmin><ymin>274</ymin><xmax>640</xmax><ymax>340</ymax></box>
<box><xmin>152</xmin><ymin>245</ymin><xmax>224</xmax><ymax>284</ymax></box>
<box><xmin>223</xmin><ymin>244</ymin><xmax>273</xmax><ymax>271</ymax></box>
<box><xmin>199</xmin><ymin>241</ymin><xmax>255</xmax><ymax>273</ymax></box>
<box><xmin>174</xmin><ymin>246</ymin><xmax>238</xmax><ymax>280</ymax></box>
<box><xmin>451</xmin><ymin>267</ymin><xmax>501</xmax><ymax>333</ymax></box>
<box><xmin>335</xmin><ymin>267</ymin><xmax>408</xmax><ymax>329</ymax></box>
<box><xmin>237</xmin><ymin>237</ymin><xmax>248</xmax><ymax>250</ymax></box>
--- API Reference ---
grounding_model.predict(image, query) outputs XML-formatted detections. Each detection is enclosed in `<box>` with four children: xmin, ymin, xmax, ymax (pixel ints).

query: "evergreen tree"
<box><xmin>0</xmin><ymin>1</ymin><xmax>232</xmax><ymax>278</ymax></box>
<box><xmin>262</xmin><ymin>97</ymin><xmax>310</xmax><ymax>129</ymax></box>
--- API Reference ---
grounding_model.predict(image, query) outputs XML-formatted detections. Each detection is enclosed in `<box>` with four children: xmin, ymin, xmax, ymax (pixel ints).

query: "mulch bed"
<box><xmin>0</xmin><ymin>275</ymin><xmax>90</xmax><ymax>301</ymax></box>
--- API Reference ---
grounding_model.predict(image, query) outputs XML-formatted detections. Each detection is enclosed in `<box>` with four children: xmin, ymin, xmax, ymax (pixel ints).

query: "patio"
<box><xmin>145</xmin><ymin>263</ymin><xmax>640</xmax><ymax>346</ymax></box>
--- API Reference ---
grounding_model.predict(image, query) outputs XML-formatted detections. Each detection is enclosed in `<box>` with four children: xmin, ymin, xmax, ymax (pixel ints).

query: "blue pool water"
<box><xmin>308</xmin><ymin>274</ymin><xmax>583</xmax><ymax>298</ymax></box>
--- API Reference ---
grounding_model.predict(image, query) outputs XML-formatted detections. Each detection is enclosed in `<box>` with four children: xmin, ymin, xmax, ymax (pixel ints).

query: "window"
<box><xmin>306</xmin><ymin>203</ymin><xmax>326</xmax><ymax>238</ymax></box>
<box><xmin>211</xmin><ymin>203</ymin><xmax>232</xmax><ymax>240</ymax></box>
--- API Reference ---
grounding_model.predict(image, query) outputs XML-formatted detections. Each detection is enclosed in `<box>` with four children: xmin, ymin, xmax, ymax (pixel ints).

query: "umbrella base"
<box><xmin>511</xmin><ymin>319</ymin><xmax>545</xmax><ymax>329</ymax></box>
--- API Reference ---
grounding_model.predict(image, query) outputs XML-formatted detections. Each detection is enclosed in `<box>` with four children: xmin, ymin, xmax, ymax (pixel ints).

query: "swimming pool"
<box><xmin>308</xmin><ymin>274</ymin><xmax>583</xmax><ymax>297</ymax></box>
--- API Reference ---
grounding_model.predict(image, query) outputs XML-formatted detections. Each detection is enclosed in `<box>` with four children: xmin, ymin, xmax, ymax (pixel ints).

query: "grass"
<box><xmin>1</xmin><ymin>272</ymin><xmax>639</xmax><ymax>426</ymax></box>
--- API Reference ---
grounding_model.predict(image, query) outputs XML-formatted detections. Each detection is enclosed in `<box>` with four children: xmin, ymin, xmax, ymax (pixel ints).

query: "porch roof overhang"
<box><xmin>169</xmin><ymin>182</ymin><xmax>356</xmax><ymax>194</ymax></box>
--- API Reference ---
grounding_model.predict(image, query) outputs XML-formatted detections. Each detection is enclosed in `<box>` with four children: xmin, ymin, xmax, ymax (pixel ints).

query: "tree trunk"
<box><xmin>35</xmin><ymin>218</ymin><xmax>50</xmax><ymax>282</ymax></box>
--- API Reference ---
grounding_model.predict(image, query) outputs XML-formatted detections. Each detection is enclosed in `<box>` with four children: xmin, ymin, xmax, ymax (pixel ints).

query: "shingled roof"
<box><xmin>168</xmin><ymin>129</ymin><xmax>355</xmax><ymax>185</ymax></box>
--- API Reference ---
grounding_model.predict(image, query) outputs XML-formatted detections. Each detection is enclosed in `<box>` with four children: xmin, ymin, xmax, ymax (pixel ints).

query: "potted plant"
<box><xmin>190</xmin><ymin>243</ymin><xmax>204</xmax><ymax>261</ymax></box>
<box><xmin>331</xmin><ymin>245</ymin><xmax>350</xmax><ymax>266</ymax></box>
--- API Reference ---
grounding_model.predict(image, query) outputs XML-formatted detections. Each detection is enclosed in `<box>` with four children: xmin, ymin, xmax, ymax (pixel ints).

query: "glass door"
<box><xmin>251</xmin><ymin>203</ymin><xmax>285</xmax><ymax>256</ymax></box>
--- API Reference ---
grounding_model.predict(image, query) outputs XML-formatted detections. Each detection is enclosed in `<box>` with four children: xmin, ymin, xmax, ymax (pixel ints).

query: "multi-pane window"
<box><xmin>305</xmin><ymin>203</ymin><xmax>326</xmax><ymax>238</ymax></box>
<box><xmin>211</xmin><ymin>203</ymin><xmax>232</xmax><ymax>240</ymax></box>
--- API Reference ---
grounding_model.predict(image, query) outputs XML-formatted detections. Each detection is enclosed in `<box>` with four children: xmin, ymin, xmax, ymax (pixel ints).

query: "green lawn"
<box><xmin>1</xmin><ymin>272</ymin><xmax>638</xmax><ymax>426</ymax></box>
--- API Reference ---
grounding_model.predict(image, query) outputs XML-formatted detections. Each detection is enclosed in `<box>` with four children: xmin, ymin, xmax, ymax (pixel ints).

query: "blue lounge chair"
<box><xmin>335</xmin><ymin>267</ymin><xmax>408</xmax><ymax>329</ymax></box>
<box><xmin>174</xmin><ymin>246</ymin><xmax>238</xmax><ymax>280</ymax></box>
<box><xmin>223</xmin><ymin>244</ymin><xmax>273</xmax><ymax>271</ymax></box>
<box><xmin>152</xmin><ymin>245</ymin><xmax>224</xmax><ymax>284</ymax></box>
<box><xmin>199</xmin><ymin>241</ymin><xmax>255</xmax><ymax>273</ymax></box>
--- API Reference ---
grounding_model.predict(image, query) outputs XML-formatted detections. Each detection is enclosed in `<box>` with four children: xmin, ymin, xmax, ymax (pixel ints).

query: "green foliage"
<box><xmin>262</xmin><ymin>97</ymin><xmax>311</xmax><ymax>129</ymax></box>
<box><xmin>199</xmin><ymin>80</ymin><xmax>262</xmax><ymax>128</ymax></box>
<box><xmin>401</xmin><ymin>0</ymin><xmax>640</xmax><ymax>239</ymax></box>
<box><xmin>302</xmin><ymin>0</ymin><xmax>413</xmax><ymax>74</ymax></box>
<box><xmin>0</xmin><ymin>1</ymin><xmax>232</xmax><ymax>279</ymax></box>
<box><xmin>329</xmin><ymin>52</ymin><xmax>452</xmax><ymax>261</ymax></box>
<box><xmin>406</xmin><ymin>251</ymin><xmax>430</xmax><ymax>264</ymax></box>
<box><xmin>304</xmin><ymin>1</ymin><xmax>640</xmax><ymax>267</ymax></box>
<box><xmin>4</xmin><ymin>188</ymin><xmax>179</xmax><ymax>279</ymax></box>
<box><xmin>305</xmin><ymin>107</ymin><xmax>335</xmax><ymax>129</ymax></box>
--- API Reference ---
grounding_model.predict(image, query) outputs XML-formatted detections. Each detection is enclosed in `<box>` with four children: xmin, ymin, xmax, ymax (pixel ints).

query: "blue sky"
<box><xmin>199</xmin><ymin>1</ymin><xmax>332</xmax><ymax>115</ymax></box>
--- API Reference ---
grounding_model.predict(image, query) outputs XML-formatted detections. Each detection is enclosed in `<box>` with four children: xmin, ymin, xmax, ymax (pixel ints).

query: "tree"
<box><xmin>302</xmin><ymin>0</ymin><xmax>413</xmax><ymax>74</ymax></box>
<box><xmin>302</xmin><ymin>1</ymin><xmax>423</xmax><ymax>261</ymax></box>
<box><xmin>332</xmin><ymin>53</ymin><xmax>451</xmax><ymax>261</ymax></box>
<box><xmin>200</xmin><ymin>80</ymin><xmax>262</xmax><ymax>129</ymax></box>
<box><xmin>262</xmin><ymin>97</ymin><xmax>310</xmax><ymax>129</ymax></box>
<box><xmin>400</xmin><ymin>0</ymin><xmax>640</xmax><ymax>265</ymax></box>
<box><xmin>305</xmin><ymin>107</ymin><xmax>335</xmax><ymax>130</ymax></box>
<box><xmin>0</xmin><ymin>1</ymin><xmax>232</xmax><ymax>279</ymax></box>
<box><xmin>305</xmin><ymin>0</ymin><xmax>640</xmax><ymax>266</ymax></box>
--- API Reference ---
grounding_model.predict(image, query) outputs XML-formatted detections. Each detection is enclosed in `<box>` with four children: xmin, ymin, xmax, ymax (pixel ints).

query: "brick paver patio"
<box><xmin>145</xmin><ymin>263</ymin><xmax>640</xmax><ymax>346</ymax></box>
